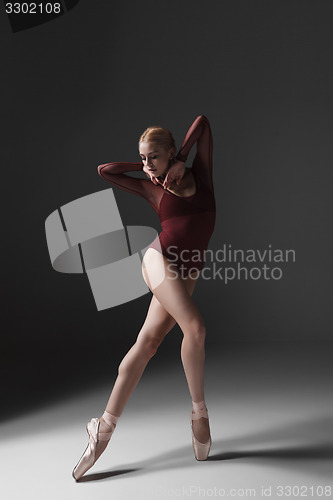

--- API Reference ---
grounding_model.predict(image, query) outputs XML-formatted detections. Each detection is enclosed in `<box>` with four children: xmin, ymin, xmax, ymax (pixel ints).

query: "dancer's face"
<box><xmin>139</xmin><ymin>142</ymin><xmax>173</xmax><ymax>178</ymax></box>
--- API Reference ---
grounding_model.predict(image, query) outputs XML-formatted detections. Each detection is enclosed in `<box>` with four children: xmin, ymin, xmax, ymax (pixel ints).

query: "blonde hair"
<box><xmin>139</xmin><ymin>126</ymin><xmax>176</xmax><ymax>153</ymax></box>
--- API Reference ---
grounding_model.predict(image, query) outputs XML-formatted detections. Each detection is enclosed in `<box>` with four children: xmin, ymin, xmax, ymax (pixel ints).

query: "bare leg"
<box><xmin>95</xmin><ymin>267</ymin><xmax>198</xmax><ymax>460</ymax></box>
<box><xmin>105</xmin><ymin>277</ymin><xmax>197</xmax><ymax>415</ymax></box>
<box><xmin>104</xmin><ymin>299</ymin><xmax>175</xmax><ymax>416</ymax></box>
<box><xmin>141</xmin><ymin>249</ymin><xmax>210</xmax><ymax>444</ymax></box>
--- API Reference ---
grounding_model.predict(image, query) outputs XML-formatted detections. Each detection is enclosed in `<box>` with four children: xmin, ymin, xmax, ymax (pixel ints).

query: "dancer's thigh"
<box><xmin>138</xmin><ymin>262</ymin><xmax>198</xmax><ymax>346</ymax></box>
<box><xmin>141</xmin><ymin>249</ymin><xmax>204</xmax><ymax>331</ymax></box>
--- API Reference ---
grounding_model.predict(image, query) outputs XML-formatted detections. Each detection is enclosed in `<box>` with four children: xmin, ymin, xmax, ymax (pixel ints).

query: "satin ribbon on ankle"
<box><xmin>102</xmin><ymin>411</ymin><xmax>119</xmax><ymax>429</ymax></box>
<box><xmin>192</xmin><ymin>401</ymin><xmax>208</xmax><ymax>420</ymax></box>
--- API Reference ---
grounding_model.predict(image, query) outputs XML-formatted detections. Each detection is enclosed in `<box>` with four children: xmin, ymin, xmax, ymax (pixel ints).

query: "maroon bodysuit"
<box><xmin>98</xmin><ymin>115</ymin><xmax>216</xmax><ymax>277</ymax></box>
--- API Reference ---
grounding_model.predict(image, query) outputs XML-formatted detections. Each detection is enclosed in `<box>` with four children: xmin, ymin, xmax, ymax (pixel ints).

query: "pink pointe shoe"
<box><xmin>191</xmin><ymin>400</ymin><xmax>212</xmax><ymax>461</ymax></box>
<box><xmin>72</xmin><ymin>411</ymin><xmax>118</xmax><ymax>481</ymax></box>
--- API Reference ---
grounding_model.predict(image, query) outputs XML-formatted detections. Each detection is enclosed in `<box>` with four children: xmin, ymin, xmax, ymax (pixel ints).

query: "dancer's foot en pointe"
<box><xmin>191</xmin><ymin>400</ymin><xmax>212</xmax><ymax>461</ymax></box>
<box><xmin>72</xmin><ymin>410</ymin><xmax>119</xmax><ymax>481</ymax></box>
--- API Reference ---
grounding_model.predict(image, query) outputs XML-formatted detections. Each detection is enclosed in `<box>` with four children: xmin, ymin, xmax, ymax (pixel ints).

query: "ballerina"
<box><xmin>72</xmin><ymin>114</ymin><xmax>216</xmax><ymax>480</ymax></box>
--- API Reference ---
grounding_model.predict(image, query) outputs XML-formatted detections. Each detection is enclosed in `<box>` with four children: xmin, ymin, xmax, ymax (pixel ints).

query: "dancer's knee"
<box><xmin>136</xmin><ymin>335</ymin><xmax>161</xmax><ymax>358</ymax></box>
<box><xmin>184</xmin><ymin>321</ymin><xmax>206</xmax><ymax>346</ymax></box>
<box><xmin>117</xmin><ymin>340</ymin><xmax>156</xmax><ymax>379</ymax></box>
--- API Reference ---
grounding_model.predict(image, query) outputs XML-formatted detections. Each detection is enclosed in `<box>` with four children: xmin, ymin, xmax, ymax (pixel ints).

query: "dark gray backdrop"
<box><xmin>1</xmin><ymin>0</ymin><xmax>332</xmax><ymax>417</ymax></box>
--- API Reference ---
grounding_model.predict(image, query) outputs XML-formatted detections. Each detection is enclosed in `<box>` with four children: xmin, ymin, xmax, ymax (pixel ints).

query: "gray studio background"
<box><xmin>1</xmin><ymin>0</ymin><xmax>332</xmax><ymax>418</ymax></box>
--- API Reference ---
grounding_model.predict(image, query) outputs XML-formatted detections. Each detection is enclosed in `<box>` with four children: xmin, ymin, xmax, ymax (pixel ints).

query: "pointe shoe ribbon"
<box><xmin>191</xmin><ymin>405</ymin><xmax>209</xmax><ymax>420</ymax></box>
<box><xmin>72</xmin><ymin>418</ymin><xmax>112</xmax><ymax>481</ymax></box>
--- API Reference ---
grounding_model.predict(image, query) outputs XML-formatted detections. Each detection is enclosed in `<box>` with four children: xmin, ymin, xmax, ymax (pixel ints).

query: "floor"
<box><xmin>1</xmin><ymin>342</ymin><xmax>332</xmax><ymax>500</ymax></box>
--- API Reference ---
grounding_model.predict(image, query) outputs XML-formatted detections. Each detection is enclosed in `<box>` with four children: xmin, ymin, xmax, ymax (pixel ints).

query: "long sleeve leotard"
<box><xmin>97</xmin><ymin>115</ymin><xmax>216</xmax><ymax>277</ymax></box>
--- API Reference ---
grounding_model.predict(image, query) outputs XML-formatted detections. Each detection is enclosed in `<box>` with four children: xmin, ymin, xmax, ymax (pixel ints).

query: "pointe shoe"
<box><xmin>191</xmin><ymin>400</ymin><xmax>212</xmax><ymax>461</ymax></box>
<box><xmin>72</xmin><ymin>411</ymin><xmax>118</xmax><ymax>481</ymax></box>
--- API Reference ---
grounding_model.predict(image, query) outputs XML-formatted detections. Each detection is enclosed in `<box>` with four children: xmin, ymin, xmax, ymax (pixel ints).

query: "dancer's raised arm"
<box><xmin>176</xmin><ymin>115</ymin><xmax>213</xmax><ymax>189</ymax></box>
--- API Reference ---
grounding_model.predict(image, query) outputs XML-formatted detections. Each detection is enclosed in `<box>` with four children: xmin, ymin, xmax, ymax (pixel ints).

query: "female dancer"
<box><xmin>72</xmin><ymin>114</ymin><xmax>216</xmax><ymax>480</ymax></box>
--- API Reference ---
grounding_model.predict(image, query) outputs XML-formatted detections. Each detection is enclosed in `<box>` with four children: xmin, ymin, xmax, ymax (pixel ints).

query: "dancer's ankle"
<box><xmin>192</xmin><ymin>400</ymin><xmax>206</xmax><ymax>410</ymax></box>
<box><xmin>101</xmin><ymin>410</ymin><xmax>119</xmax><ymax>430</ymax></box>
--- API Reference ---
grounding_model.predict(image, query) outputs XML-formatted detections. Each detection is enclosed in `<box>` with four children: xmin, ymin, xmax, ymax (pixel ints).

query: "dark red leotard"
<box><xmin>98</xmin><ymin>115</ymin><xmax>216</xmax><ymax>277</ymax></box>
